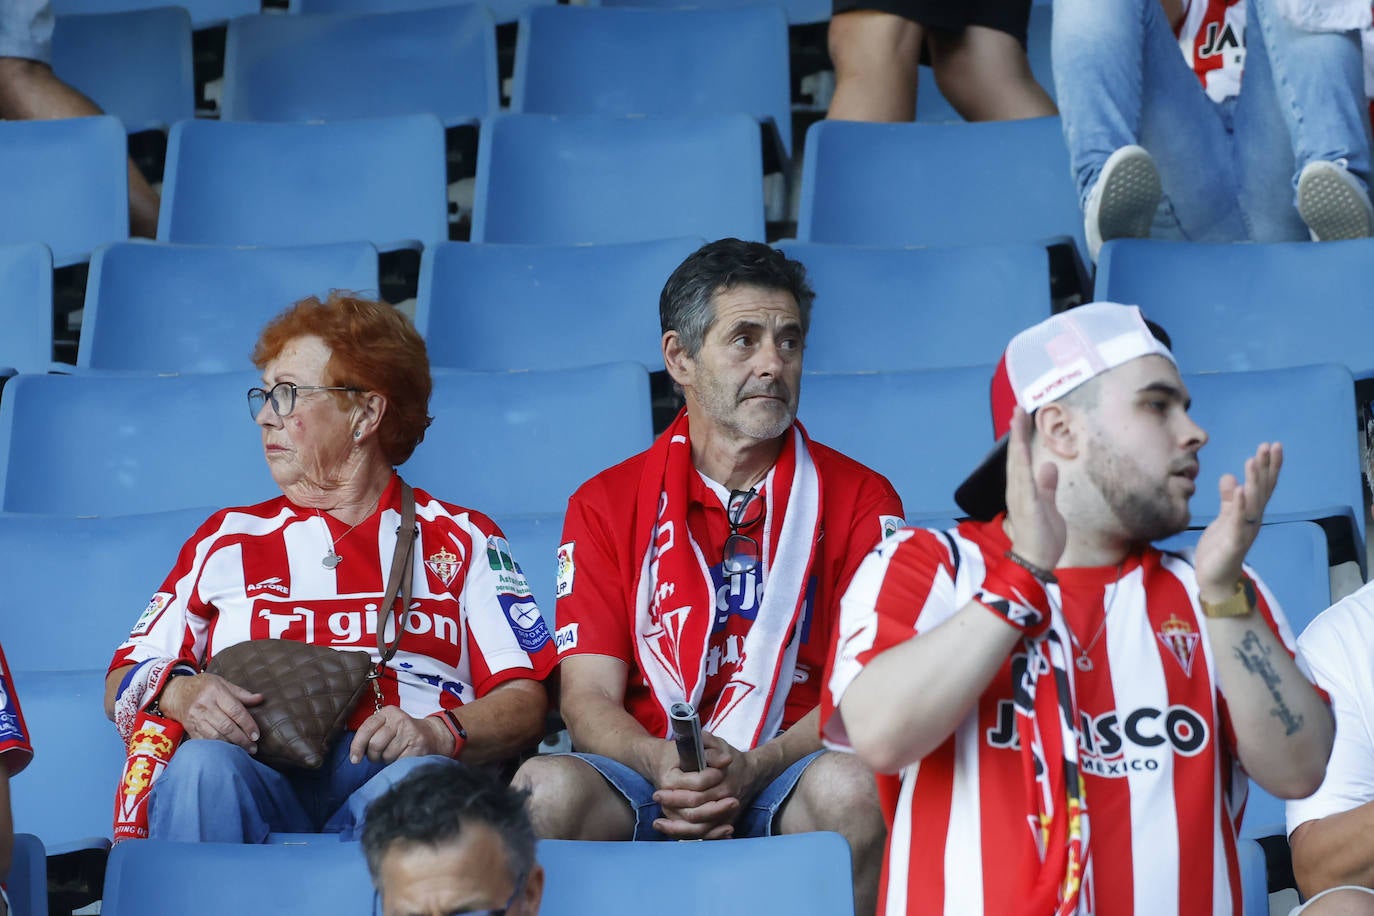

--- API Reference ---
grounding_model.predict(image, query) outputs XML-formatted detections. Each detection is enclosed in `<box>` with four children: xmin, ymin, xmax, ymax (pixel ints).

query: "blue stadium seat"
<box><xmin>8</xmin><ymin>669</ymin><xmax>126</xmax><ymax>851</ymax></box>
<box><xmin>417</xmin><ymin>238</ymin><xmax>702</xmax><ymax>371</ymax></box>
<box><xmin>0</xmin><ymin>243</ymin><xmax>53</xmax><ymax>375</ymax></box>
<box><xmin>52</xmin><ymin>0</ymin><xmax>258</xmax><ymax>29</ymax></box>
<box><xmin>51</xmin><ymin>8</ymin><xmax>195</xmax><ymax>135</ymax></box>
<box><xmin>538</xmin><ymin>832</ymin><xmax>854</xmax><ymax>916</ymax></box>
<box><xmin>0</xmin><ymin>116</ymin><xmax>128</xmax><ymax>267</ymax></box>
<box><xmin>1237</xmin><ymin>837</ymin><xmax>1269</xmax><ymax>916</ymax></box>
<box><xmin>0</xmin><ymin>509</ymin><xmax>214</xmax><ymax>671</ymax></box>
<box><xmin>288</xmin><ymin>0</ymin><xmax>552</xmax><ymax>26</ymax></box>
<box><xmin>497</xmin><ymin>513</ymin><xmax>564</xmax><ymax>625</ymax></box>
<box><xmin>1096</xmin><ymin>238</ymin><xmax>1374</xmax><ymax>379</ymax></box>
<box><xmin>5</xmin><ymin>834</ymin><xmax>46</xmax><ymax>916</ymax></box>
<box><xmin>512</xmin><ymin>5</ymin><xmax>792</xmax><ymax>162</ymax></box>
<box><xmin>1158</xmin><ymin>520</ymin><xmax>1332</xmax><ymax>837</ymax></box>
<box><xmin>1184</xmin><ymin>364</ymin><xmax>1363</xmax><ymax>571</ymax></box>
<box><xmin>102</xmin><ymin>839</ymin><xmax>375</xmax><ymax>916</ymax></box>
<box><xmin>222</xmin><ymin>7</ymin><xmax>498</xmax><ymax>126</ymax></box>
<box><xmin>777</xmin><ymin>241</ymin><xmax>1051</xmax><ymax>372</ymax></box>
<box><xmin>593</xmin><ymin>0</ymin><xmax>829</xmax><ymax>25</ymax></box>
<box><xmin>800</xmin><ymin>366</ymin><xmax>992</xmax><ymax>520</ymax></box>
<box><xmin>471</xmin><ymin>113</ymin><xmax>765</xmax><ymax>245</ymax></box>
<box><xmin>796</xmin><ymin>117</ymin><xmax>1086</xmax><ymax>261</ymax></box>
<box><xmin>158</xmin><ymin>115</ymin><xmax>448</xmax><ymax>252</ymax></box>
<box><xmin>402</xmin><ymin>363</ymin><xmax>653</xmax><ymax>518</ymax></box>
<box><xmin>80</xmin><ymin>241</ymin><xmax>380</xmax><ymax>373</ymax></box>
<box><xmin>0</xmin><ymin>371</ymin><xmax>276</xmax><ymax>515</ymax></box>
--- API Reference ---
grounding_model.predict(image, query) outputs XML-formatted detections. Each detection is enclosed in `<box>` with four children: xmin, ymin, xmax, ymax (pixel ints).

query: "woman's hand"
<box><xmin>348</xmin><ymin>706</ymin><xmax>449</xmax><ymax>765</ymax></box>
<box><xmin>160</xmin><ymin>673</ymin><xmax>264</xmax><ymax>752</ymax></box>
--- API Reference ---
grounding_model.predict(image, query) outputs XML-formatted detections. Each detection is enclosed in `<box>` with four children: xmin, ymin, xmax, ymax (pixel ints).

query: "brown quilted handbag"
<box><xmin>205</xmin><ymin>640</ymin><xmax>373</xmax><ymax>770</ymax></box>
<box><xmin>203</xmin><ymin>482</ymin><xmax>418</xmax><ymax>770</ymax></box>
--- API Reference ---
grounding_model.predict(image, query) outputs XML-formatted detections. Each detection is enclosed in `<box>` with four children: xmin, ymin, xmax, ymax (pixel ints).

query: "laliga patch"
<box><xmin>131</xmin><ymin>593</ymin><xmax>173</xmax><ymax>636</ymax></box>
<box><xmin>1157</xmin><ymin>614</ymin><xmax>1200</xmax><ymax>677</ymax></box>
<box><xmin>879</xmin><ymin>515</ymin><xmax>905</xmax><ymax>541</ymax></box>
<box><xmin>555</xmin><ymin>623</ymin><xmax>579</xmax><ymax>653</ymax></box>
<box><xmin>499</xmin><ymin>594</ymin><xmax>552</xmax><ymax>653</ymax></box>
<box><xmin>425</xmin><ymin>546</ymin><xmax>462</xmax><ymax>587</ymax></box>
<box><xmin>556</xmin><ymin>542</ymin><xmax>575</xmax><ymax>598</ymax></box>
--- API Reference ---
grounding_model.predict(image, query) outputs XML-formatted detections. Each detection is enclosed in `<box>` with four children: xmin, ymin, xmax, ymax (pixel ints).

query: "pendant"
<box><xmin>1075</xmin><ymin>655</ymin><xmax>1093</xmax><ymax>672</ymax></box>
<box><xmin>322</xmin><ymin>552</ymin><xmax>342</xmax><ymax>570</ymax></box>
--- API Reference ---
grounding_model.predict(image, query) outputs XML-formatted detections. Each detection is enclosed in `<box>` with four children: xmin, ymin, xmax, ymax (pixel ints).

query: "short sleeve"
<box><xmin>552</xmin><ymin>481</ymin><xmax>634</xmax><ymax>664</ymax></box>
<box><xmin>0</xmin><ymin>644</ymin><xmax>33</xmax><ymax>777</ymax></box>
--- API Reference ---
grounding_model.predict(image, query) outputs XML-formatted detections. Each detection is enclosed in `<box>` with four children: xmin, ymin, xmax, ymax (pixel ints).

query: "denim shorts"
<box><xmin>0</xmin><ymin>0</ymin><xmax>52</xmax><ymax>63</ymax></box>
<box><xmin>568</xmin><ymin>749</ymin><xmax>824</xmax><ymax>841</ymax></box>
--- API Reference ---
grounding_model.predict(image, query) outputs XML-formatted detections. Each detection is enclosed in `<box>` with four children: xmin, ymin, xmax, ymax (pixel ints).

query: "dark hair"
<box><xmin>252</xmin><ymin>292</ymin><xmax>433</xmax><ymax>466</ymax></box>
<box><xmin>659</xmin><ymin>238</ymin><xmax>814</xmax><ymax>357</ymax></box>
<box><xmin>360</xmin><ymin>763</ymin><xmax>536</xmax><ymax>887</ymax></box>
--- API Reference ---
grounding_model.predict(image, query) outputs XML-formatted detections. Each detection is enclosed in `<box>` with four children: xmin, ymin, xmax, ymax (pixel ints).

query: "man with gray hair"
<box><xmin>362</xmin><ymin>763</ymin><xmax>543</xmax><ymax>916</ymax></box>
<box><xmin>512</xmin><ymin>237</ymin><xmax>903</xmax><ymax>916</ymax></box>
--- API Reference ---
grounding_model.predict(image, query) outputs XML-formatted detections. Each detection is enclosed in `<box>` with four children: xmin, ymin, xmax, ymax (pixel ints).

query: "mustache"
<box><xmin>738</xmin><ymin>381</ymin><xmax>790</xmax><ymax>402</ymax></box>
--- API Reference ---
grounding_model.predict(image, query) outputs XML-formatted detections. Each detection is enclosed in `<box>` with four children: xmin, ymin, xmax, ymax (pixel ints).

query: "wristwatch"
<box><xmin>1200</xmin><ymin>578</ymin><xmax>1256</xmax><ymax>619</ymax></box>
<box><xmin>437</xmin><ymin>709</ymin><xmax>467</xmax><ymax>759</ymax></box>
<box><xmin>147</xmin><ymin>668</ymin><xmax>194</xmax><ymax>717</ymax></box>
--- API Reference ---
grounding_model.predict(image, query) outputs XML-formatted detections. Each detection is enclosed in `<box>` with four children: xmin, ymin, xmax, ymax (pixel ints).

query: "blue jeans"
<box><xmin>1052</xmin><ymin>0</ymin><xmax>1370</xmax><ymax>242</ymax></box>
<box><xmin>148</xmin><ymin>735</ymin><xmax>456</xmax><ymax>843</ymax></box>
<box><xmin>569</xmin><ymin>750</ymin><xmax>824</xmax><ymax>841</ymax></box>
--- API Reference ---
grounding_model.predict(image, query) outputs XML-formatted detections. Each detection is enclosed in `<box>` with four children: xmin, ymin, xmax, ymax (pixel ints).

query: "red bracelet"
<box><xmin>434</xmin><ymin>709</ymin><xmax>467</xmax><ymax>759</ymax></box>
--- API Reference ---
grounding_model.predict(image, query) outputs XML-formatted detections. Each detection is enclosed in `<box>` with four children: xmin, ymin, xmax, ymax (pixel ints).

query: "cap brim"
<box><xmin>954</xmin><ymin>434</ymin><xmax>1009</xmax><ymax>521</ymax></box>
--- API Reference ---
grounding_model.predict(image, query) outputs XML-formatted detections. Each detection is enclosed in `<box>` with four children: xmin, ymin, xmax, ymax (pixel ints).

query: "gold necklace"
<box><xmin>1060</xmin><ymin>560</ymin><xmax>1126</xmax><ymax>672</ymax></box>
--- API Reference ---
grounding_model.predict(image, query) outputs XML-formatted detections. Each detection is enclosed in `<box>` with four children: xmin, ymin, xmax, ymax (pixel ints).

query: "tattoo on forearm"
<box><xmin>1232</xmin><ymin>630</ymin><xmax>1304</xmax><ymax>736</ymax></box>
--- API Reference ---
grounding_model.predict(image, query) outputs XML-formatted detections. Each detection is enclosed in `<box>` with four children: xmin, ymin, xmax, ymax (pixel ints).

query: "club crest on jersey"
<box><xmin>425</xmin><ymin>547</ymin><xmax>462</xmax><ymax>587</ymax></box>
<box><xmin>879</xmin><ymin>515</ymin><xmax>904</xmax><ymax>541</ymax></box>
<box><xmin>1157</xmin><ymin>614</ymin><xmax>1200</xmax><ymax>677</ymax></box>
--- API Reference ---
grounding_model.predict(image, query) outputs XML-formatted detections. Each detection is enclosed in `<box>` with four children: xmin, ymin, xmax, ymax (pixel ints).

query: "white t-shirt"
<box><xmin>1286</xmin><ymin>580</ymin><xmax>1374</xmax><ymax>836</ymax></box>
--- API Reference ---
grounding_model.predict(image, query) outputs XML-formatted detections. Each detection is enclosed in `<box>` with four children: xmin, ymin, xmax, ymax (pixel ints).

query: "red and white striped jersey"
<box><xmin>823</xmin><ymin>517</ymin><xmax>1297</xmax><ymax>916</ymax></box>
<box><xmin>0</xmin><ymin>643</ymin><xmax>31</xmax><ymax>777</ymax></box>
<box><xmin>1176</xmin><ymin>0</ymin><xmax>1247</xmax><ymax>103</ymax></box>
<box><xmin>109</xmin><ymin>475</ymin><xmax>557</xmax><ymax>731</ymax></box>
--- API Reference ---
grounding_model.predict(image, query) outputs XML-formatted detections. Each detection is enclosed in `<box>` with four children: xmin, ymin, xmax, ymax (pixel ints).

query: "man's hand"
<box><xmin>1003</xmin><ymin>406</ymin><xmax>1066</xmax><ymax>570</ymax></box>
<box><xmin>160</xmin><ymin>672</ymin><xmax>263</xmax><ymax>751</ymax></box>
<box><xmin>1194</xmin><ymin>442</ymin><xmax>1282</xmax><ymax>601</ymax></box>
<box><xmin>349</xmin><ymin>706</ymin><xmax>449</xmax><ymax>765</ymax></box>
<box><xmin>651</xmin><ymin>733</ymin><xmax>760</xmax><ymax>840</ymax></box>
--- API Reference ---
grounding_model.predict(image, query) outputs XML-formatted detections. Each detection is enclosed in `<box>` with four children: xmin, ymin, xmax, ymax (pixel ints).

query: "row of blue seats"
<box><xmin>0</xmin><ymin>113</ymin><xmax>1088</xmax><ymax>266</ymax></box>
<box><xmin>53</xmin><ymin>4</ymin><xmax>1055</xmax><ymax>145</ymax></box>
<box><xmin>9</xmin><ymin>234</ymin><xmax>1372</xmax><ymax>379</ymax></box>
<box><xmin>5</xmin><ymin>831</ymin><xmax>858</xmax><ymax>915</ymax></box>
<box><xmin>0</xmin><ymin>361</ymin><xmax>1361</xmax><ymax>560</ymax></box>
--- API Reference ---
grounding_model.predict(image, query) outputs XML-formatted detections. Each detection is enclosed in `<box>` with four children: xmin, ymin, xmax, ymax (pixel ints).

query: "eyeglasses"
<box><xmin>247</xmin><ymin>382</ymin><xmax>362</xmax><ymax>420</ymax></box>
<box><xmin>723</xmin><ymin>488</ymin><xmax>764</xmax><ymax>577</ymax></box>
<box><xmin>371</xmin><ymin>869</ymin><xmax>528</xmax><ymax>916</ymax></box>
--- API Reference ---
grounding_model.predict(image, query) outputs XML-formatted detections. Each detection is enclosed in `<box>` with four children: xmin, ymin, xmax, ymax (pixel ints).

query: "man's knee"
<box><xmin>1299</xmin><ymin>887</ymin><xmax>1374</xmax><ymax>916</ymax></box>
<box><xmin>513</xmin><ymin>755</ymin><xmax>632</xmax><ymax>840</ymax></box>
<box><xmin>782</xmin><ymin>751</ymin><xmax>883</xmax><ymax>838</ymax></box>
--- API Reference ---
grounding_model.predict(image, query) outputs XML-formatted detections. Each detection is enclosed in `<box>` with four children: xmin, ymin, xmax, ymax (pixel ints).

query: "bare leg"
<box><xmin>928</xmin><ymin>24</ymin><xmax>1057</xmax><ymax>121</ymax></box>
<box><xmin>0</xmin><ymin>56</ymin><xmax>159</xmax><ymax>237</ymax></box>
<box><xmin>511</xmin><ymin>755</ymin><xmax>637</xmax><ymax>840</ymax></box>
<box><xmin>827</xmin><ymin>10</ymin><xmax>924</xmax><ymax>123</ymax></box>
<box><xmin>1299</xmin><ymin>888</ymin><xmax>1374</xmax><ymax>916</ymax></box>
<box><xmin>774</xmin><ymin>751</ymin><xmax>886</xmax><ymax>916</ymax></box>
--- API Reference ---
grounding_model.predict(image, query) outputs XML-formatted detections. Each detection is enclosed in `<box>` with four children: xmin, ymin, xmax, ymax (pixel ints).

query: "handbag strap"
<box><xmin>374</xmin><ymin>481</ymin><xmax>417</xmax><ymax>669</ymax></box>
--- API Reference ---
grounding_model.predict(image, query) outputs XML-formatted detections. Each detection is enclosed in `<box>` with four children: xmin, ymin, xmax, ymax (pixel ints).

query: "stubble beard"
<box><xmin>1084</xmin><ymin>436</ymin><xmax>1191</xmax><ymax>544</ymax></box>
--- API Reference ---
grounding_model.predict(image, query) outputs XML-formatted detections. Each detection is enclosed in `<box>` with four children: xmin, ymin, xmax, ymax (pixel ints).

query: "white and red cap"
<box><xmin>954</xmin><ymin>302</ymin><xmax>1176</xmax><ymax>520</ymax></box>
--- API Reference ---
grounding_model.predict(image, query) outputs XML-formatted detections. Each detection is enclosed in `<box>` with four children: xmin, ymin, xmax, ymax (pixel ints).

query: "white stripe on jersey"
<box><xmin>944</xmin><ymin>720</ymin><xmax>985</xmax><ymax>916</ymax></box>
<box><xmin>885</xmin><ymin>764</ymin><xmax>917</xmax><ymax>916</ymax></box>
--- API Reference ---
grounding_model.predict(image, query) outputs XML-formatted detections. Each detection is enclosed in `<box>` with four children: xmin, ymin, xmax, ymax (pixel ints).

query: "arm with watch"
<box><xmin>1192</xmin><ymin>442</ymin><xmax>1333</xmax><ymax>800</ymax></box>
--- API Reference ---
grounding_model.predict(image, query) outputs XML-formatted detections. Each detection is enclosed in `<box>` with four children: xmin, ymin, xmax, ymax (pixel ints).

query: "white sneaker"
<box><xmin>1298</xmin><ymin>159</ymin><xmax>1374</xmax><ymax>241</ymax></box>
<box><xmin>1083</xmin><ymin>145</ymin><xmax>1163</xmax><ymax>262</ymax></box>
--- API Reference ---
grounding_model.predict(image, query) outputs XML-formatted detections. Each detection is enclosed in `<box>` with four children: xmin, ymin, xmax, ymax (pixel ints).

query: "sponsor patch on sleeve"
<box><xmin>879</xmin><ymin>515</ymin><xmax>905</xmax><ymax>541</ymax></box>
<box><xmin>555</xmin><ymin>622</ymin><xmax>579</xmax><ymax>653</ymax></box>
<box><xmin>131</xmin><ymin>593</ymin><xmax>173</xmax><ymax>636</ymax></box>
<box><xmin>0</xmin><ymin>675</ymin><xmax>24</xmax><ymax>744</ymax></box>
<box><xmin>498</xmin><ymin>594</ymin><xmax>552</xmax><ymax>653</ymax></box>
<box><xmin>556</xmin><ymin>542</ymin><xmax>575</xmax><ymax>598</ymax></box>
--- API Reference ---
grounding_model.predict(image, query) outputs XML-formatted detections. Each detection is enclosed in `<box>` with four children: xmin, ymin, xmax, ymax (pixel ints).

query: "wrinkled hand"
<box><xmin>349</xmin><ymin>706</ymin><xmax>447</xmax><ymax>765</ymax></box>
<box><xmin>1194</xmin><ymin>442</ymin><xmax>1283</xmax><ymax>600</ymax></box>
<box><xmin>160</xmin><ymin>673</ymin><xmax>263</xmax><ymax>751</ymax></box>
<box><xmin>1003</xmin><ymin>406</ymin><xmax>1066</xmax><ymax>570</ymax></box>
<box><xmin>652</xmin><ymin>732</ymin><xmax>758</xmax><ymax>840</ymax></box>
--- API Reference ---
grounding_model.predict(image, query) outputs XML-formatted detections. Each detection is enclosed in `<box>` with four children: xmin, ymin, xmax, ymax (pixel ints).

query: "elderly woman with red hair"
<box><xmin>103</xmin><ymin>293</ymin><xmax>555</xmax><ymax>843</ymax></box>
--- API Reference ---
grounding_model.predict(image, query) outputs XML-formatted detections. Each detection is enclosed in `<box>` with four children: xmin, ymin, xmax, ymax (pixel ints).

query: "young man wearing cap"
<box><xmin>822</xmin><ymin>301</ymin><xmax>1333</xmax><ymax>915</ymax></box>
